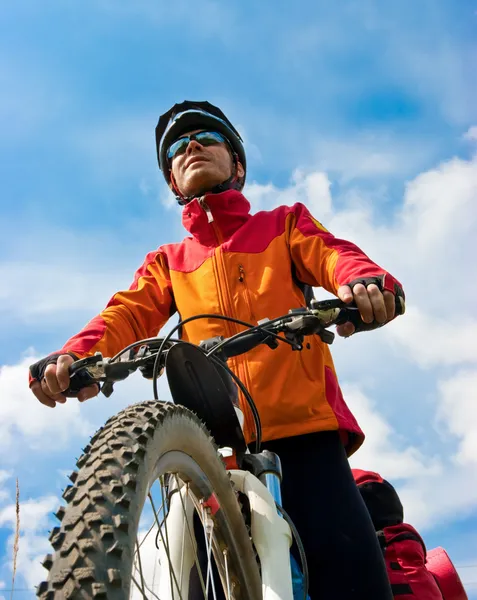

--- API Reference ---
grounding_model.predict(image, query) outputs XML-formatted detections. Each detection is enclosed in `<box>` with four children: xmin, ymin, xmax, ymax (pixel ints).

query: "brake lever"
<box><xmin>286</xmin><ymin>310</ymin><xmax>337</xmax><ymax>345</ymax></box>
<box><xmin>69</xmin><ymin>353</ymin><xmax>105</xmax><ymax>377</ymax></box>
<box><xmin>68</xmin><ymin>352</ymin><xmax>148</xmax><ymax>398</ymax></box>
<box><xmin>99</xmin><ymin>359</ymin><xmax>150</xmax><ymax>397</ymax></box>
<box><xmin>65</xmin><ymin>353</ymin><xmax>105</xmax><ymax>396</ymax></box>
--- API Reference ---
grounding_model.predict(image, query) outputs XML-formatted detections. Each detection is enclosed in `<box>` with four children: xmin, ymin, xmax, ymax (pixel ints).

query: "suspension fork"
<box><xmin>229</xmin><ymin>456</ymin><xmax>294</xmax><ymax>600</ymax></box>
<box><xmin>242</xmin><ymin>450</ymin><xmax>283</xmax><ymax>508</ymax></box>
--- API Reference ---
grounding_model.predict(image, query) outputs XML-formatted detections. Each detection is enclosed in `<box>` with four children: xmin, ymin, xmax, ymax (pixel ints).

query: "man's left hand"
<box><xmin>336</xmin><ymin>283</ymin><xmax>396</xmax><ymax>337</ymax></box>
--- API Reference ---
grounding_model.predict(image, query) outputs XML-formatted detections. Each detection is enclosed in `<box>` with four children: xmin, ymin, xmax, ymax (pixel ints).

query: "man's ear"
<box><xmin>236</xmin><ymin>161</ymin><xmax>245</xmax><ymax>179</ymax></box>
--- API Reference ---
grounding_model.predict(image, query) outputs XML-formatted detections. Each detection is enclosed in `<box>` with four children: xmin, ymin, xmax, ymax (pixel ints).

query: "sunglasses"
<box><xmin>167</xmin><ymin>131</ymin><xmax>227</xmax><ymax>161</ymax></box>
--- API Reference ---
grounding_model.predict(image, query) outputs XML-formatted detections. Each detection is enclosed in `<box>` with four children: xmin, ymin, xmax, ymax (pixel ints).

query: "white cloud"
<box><xmin>347</xmin><ymin>384</ymin><xmax>437</xmax><ymax>479</ymax></box>
<box><xmin>437</xmin><ymin>370</ymin><xmax>477</xmax><ymax>466</ymax></box>
<box><xmin>0</xmin><ymin>356</ymin><xmax>92</xmax><ymax>455</ymax></box>
<box><xmin>0</xmin><ymin>472</ymin><xmax>12</xmax><ymax>505</ymax></box>
<box><xmin>458</xmin><ymin>562</ymin><xmax>477</xmax><ymax>592</ymax></box>
<box><xmin>401</xmin><ymin>155</ymin><xmax>477</xmax><ymax>256</ymax></box>
<box><xmin>247</xmin><ymin>169</ymin><xmax>332</xmax><ymax>217</ymax></box>
<box><xmin>0</xmin><ymin>472</ymin><xmax>11</xmax><ymax>487</ymax></box>
<box><xmin>312</xmin><ymin>135</ymin><xmax>433</xmax><ymax>183</ymax></box>
<box><xmin>346</xmin><ymin>382</ymin><xmax>477</xmax><ymax>532</ymax></box>
<box><xmin>0</xmin><ymin>494</ymin><xmax>58</xmax><ymax>592</ymax></box>
<box><xmin>398</xmin><ymin>463</ymin><xmax>477</xmax><ymax>532</ymax></box>
<box><xmin>0</xmin><ymin>262</ymin><xmax>130</xmax><ymax>322</ymax></box>
<box><xmin>389</xmin><ymin>307</ymin><xmax>477</xmax><ymax>368</ymax></box>
<box><xmin>465</xmin><ymin>126</ymin><xmax>477</xmax><ymax>142</ymax></box>
<box><xmin>0</xmin><ymin>344</ymin><xmax>173</xmax><ymax>467</ymax></box>
<box><xmin>0</xmin><ymin>495</ymin><xmax>57</xmax><ymax>533</ymax></box>
<box><xmin>241</xmin><ymin>99</ymin><xmax>437</xmax><ymax>183</ymax></box>
<box><xmin>0</xmin><ymin>221</ymin><xmax>173</xmax><ymax>324</ymax></box>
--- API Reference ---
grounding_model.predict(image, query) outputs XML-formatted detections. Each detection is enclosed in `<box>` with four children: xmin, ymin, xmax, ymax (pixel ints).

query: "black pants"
<box><xmin>261</xmin><ymin>430</ymin><xmax>393</xmax><ymax>599</ymax></box>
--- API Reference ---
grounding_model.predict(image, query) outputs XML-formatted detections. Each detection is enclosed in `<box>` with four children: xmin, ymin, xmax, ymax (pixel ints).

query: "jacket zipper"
<box><xmin>238</xmin><ymin>264</ymin><xmax>256</xmax><ymax>323</ymax></box>
<box><xmin>200</xmin><ymin>197</ymin><xmax>215</xmax><ymax>225</ymax></box>
<box><xmin>199</xmin><ymin>199</ymin><xmax>256</xmax><ymax>441</ymax></box>
<box><xmin>216</xmin><ymin>250</ymin><xmax>255</xmax><ymax>440</ymax></box>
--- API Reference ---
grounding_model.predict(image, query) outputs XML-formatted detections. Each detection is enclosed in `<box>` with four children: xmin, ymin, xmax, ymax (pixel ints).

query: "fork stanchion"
<box><xmin>261</xmin><ymin>472</ymin><xmax>283</xmax><ymax>507</ymax></box>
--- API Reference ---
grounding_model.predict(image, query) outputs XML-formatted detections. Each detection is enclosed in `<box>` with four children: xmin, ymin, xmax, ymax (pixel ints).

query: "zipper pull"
<box><xmin>199</xmin><ymin>197</ymin><xmax>214</xmax><ymax>223</ymax></box>
<box><xmin>238</xmin><ymin>264</ymin><xmax>245</xmax><ymax>282</ymax></box>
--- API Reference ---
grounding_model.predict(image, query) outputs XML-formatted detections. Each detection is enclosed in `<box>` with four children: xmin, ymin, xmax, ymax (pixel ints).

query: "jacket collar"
<box><xmin>182</xmin><ymin>189</ymin><xmax>252</xmax><ymax>246</ymax></box>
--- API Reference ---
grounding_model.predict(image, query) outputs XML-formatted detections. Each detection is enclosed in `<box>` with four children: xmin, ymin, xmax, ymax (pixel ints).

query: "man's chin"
<box><xmin>181</xmin><ymin>175</ymin><xmax>222</xmax><ymax>198</ymax></box>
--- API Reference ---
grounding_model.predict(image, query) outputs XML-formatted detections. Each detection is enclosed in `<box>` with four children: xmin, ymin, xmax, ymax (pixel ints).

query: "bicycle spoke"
<box><xmin>208</xmin><ymin>520</ymin><xmax>218</xmax><ymax>600</ymax></box>
<box><xmin>224</xmin><ymin>549</ymin><xmax>231</xmax><ymax>600</ymax></box>
<box><xmin>137</xmin><ymin>492</ymin><xmax>166</xmax><ymax>551</ymax></box>
<box><xmin>159</xmin><ymin>476</ymin><xmax>179</xmax><ymax>599</ymax></box>
<box><xmin>150</xmin><ymin>485</ymin><xmax>184</xmax><ymax>600</ymax></box>
<box><xmin>173</xmin><ymin>476</ymin><xmax>208</xmax><ymax>597</ymax></box>
<box><xmin>201</xmin><ymin>503</ymin><xmax>218</xmax><ymax>600</ymax></box>
<box><xmin>151</xmin><ymin>534</ymin><xmax>159</xmax><ymax>598</ymax></box>
<box><xmin>179</xmin><ymin>480</ymin><xmax>187</xmax><ymax>592</ymax></box>
<box><xmin>137</xmin><ymin>470</ymin><xmax>239</xmax><ymax>600</ymax></box>
<box><xmin>135</xmin><ymin>538</ymin><xmax>147</xmax><ymax>596</ymax></box>
<box><xmin>132</xmin><ymin>474</ymin><xmax>234</xmax><ymax>600</ymax></box>
<box><xmin>130</xmin><ymin>573</ymin><xmax>149</xmax><ymax>600</ymax></box>
<box><xmin>130</xmin><ymin>484</ymin><xmax>163</xmax><ymax>599</ymax></box>
<box><xmin>131</xmin><ymin>572</ymin><xmax>163</xmax><ymax>600</ymax></box>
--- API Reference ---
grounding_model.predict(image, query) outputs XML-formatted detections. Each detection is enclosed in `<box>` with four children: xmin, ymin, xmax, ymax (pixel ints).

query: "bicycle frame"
<box><xmin>156</xmin><ymin>466</ymin><xmax>294</xmax><ymax>600</ymax></box>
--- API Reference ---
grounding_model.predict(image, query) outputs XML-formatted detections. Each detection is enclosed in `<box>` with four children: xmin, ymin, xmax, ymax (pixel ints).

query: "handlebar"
<box><xmin>65</xmin><ymin>296</ymin><xmax>404</xmax><ymax>397</ymax></box>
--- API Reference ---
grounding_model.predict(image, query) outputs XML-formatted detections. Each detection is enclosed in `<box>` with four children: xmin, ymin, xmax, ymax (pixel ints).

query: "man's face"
<box><xmin>170</xmin><ymin>129</ymin><xmax>244</xmax><ymax>198</ymax></box>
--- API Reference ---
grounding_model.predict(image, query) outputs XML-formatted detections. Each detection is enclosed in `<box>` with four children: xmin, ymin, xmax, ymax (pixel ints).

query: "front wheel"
<box><xmin>37</xmin><ymin>401</ymin><xmax>262</xmax><ymax>599</ymax></box>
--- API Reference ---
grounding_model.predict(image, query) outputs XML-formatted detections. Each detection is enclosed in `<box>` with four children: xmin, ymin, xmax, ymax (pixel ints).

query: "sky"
<box><xmin>1</xmin><ymin>0</ymin><xmax>477</xmax><ymax>596</ymax></box>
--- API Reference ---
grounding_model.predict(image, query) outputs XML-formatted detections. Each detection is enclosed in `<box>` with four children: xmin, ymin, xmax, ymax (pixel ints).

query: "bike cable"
<box><xmin>208</xmin><ymin>354</ymin><xmax>262</xmax><ymax>453</ymax></box>
<box><xmin>276</xmin><ymin>503</ymin><xmax>309</xmax><ymax>600</ymax></box>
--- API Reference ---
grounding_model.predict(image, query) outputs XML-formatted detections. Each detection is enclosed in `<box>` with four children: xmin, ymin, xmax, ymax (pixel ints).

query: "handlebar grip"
<box><xmin>336</xmin><ymin>293</ymin><xmax>405</xmax><ymax>332</ymax></box>
<box><xmin>63</xmin><ymin>369</ymin><xmax>99</xmax><ymax>397</ymax></box>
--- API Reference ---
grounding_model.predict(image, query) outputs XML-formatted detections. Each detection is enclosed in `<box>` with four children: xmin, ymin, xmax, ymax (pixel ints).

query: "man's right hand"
<box><xmin>29</xmin><ymin>353</ymin><xmax>98</xmax><ymax>408</ymax></box>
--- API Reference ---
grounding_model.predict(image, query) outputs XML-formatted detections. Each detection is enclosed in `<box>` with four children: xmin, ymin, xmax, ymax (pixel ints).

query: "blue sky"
<box><xmin>1</xmin><ymin>0</ymin><xmax>477</xmax><ymax>596</ymax></box>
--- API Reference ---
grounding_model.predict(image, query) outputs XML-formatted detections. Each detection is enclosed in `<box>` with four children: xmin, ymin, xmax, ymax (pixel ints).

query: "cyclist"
<box><xmin>30</xmin><ymin>100</ymin><xmax>405</xmax><ymax>599</ymax></box>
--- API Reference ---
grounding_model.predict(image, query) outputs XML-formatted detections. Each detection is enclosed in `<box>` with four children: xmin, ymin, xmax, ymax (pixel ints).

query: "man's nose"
<box><xmin>186</xmin><ymin>139</ymin><xmax>203</xmax><ymax>154</ymax></box>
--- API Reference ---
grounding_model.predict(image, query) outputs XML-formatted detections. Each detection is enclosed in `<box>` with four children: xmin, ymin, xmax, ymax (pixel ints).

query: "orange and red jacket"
<box><xmin>56</xmin><ymin>190</ymin><xmax>403</xmax><ymax>454</ymax></box>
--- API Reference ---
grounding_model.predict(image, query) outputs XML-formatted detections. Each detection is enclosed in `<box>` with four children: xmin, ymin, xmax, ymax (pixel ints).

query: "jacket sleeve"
<box><xmin>287</xmin><ymin>203</ymin><xmax>403</xmax><ymax>295</ymax></box>
<box><xmin>59</xmin><ymin>248</ymin><xmax>175</xmax><ymax>359</ymax></box>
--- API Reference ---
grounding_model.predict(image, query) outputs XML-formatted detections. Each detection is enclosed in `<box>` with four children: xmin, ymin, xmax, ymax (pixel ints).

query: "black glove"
<box><xmin>29</xmin><ymin>352</ymin><xmax>77</xmax><ymax>383</ymax></box>
<box><xmin>29</xmin><ymin>352</ymin><xmax>98</xmax><ymax>395</ymax></box>
<box><xmin>340</xmin><ymin>275</ymin><xmax>405</xmax><ymax>334</ymax></box>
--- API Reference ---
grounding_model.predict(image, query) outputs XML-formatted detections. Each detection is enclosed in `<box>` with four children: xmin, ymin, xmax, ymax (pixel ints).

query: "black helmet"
<box><xmin>155</xmin><ymin>100</ymin><xmax>246</xmax><ymax>200</ymax></box>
